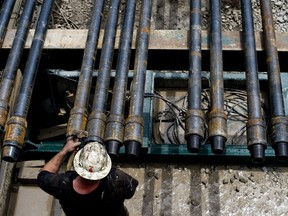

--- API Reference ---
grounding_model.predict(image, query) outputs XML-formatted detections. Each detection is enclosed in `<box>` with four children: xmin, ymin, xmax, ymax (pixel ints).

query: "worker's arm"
<box><xmin>42</xmin><ymin>138</ymin><xmax>81</xmax><ymax>173</ymax></box>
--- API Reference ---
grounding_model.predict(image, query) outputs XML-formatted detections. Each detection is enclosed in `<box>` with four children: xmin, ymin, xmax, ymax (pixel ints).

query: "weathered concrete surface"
<box><xmin>0</xmin><ymin>161</ymin><xmax>16</xmax><ymax>216</ymax></box>
<box><xmin>122</xmin><ymin>163</ymin><xmax>288</xmax><ymax>216</ymax></box>
<box><xmin>7</xmin><ymin>163</ymin><xmax>288</xmax><ymax>216</ymax></box>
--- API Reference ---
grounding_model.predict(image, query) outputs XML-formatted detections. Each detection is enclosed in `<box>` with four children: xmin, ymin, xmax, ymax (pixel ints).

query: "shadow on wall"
<box><xmin>122</xmin><ymin>163</ymin><xmax>210</xmax><ymax>215</ymax></box>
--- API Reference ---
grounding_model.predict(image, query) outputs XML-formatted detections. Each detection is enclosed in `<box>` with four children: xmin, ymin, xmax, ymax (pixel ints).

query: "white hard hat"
<box><xmin>73</xmin><ymin>142</ymin><xmax>112</xmax><ymax>180</ymax></box>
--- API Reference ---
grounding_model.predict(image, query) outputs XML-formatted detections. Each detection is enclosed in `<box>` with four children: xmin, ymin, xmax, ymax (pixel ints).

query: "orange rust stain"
<box><xmin>191</xmin><ymin>51</ymin><xmax>201</xmax><ymax>57</ymax></box>
<box><xmin>266</xmin><ymin>56</ymin><xmax>272</xmax><ymax>63</ymax></box>
<box><xmin>142</xmin><ymin>27</ymin><xmax>150</xmax><ymax>34</ymax></box>
<box><xmin>264</xmin><ymin>25</ymin><xmax>273</xmax><ymax>32</ymax></box>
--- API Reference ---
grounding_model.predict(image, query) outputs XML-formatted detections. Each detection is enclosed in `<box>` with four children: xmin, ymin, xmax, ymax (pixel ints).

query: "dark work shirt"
<box><xmin>37</xmin><ymin>167</ymin><xmax>138</xmax><ymax>216</ymax></box>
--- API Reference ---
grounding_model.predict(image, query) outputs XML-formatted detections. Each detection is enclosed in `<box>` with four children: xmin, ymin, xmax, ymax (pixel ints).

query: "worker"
<box><xmin>37</xmin><ymin>138</ymin><xmax>138</xmax><ymax>216</ymax></box>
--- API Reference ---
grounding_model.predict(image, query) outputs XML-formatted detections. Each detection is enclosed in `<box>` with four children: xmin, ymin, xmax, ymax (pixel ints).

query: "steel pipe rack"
<box><xmin>19</xmin><ymin>70</ymin><xmax>288</xmax><ymax>165</ymax></box>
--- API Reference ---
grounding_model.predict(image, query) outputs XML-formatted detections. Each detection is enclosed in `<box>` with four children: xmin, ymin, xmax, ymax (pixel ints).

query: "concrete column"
<box><xmin>0</xmin><ymin>161</ymin><xmax>16</xmax><ymax>216</ymax></box>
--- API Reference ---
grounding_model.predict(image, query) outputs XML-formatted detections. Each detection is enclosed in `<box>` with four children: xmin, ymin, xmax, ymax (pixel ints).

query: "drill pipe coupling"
<box><xmin>208</xmin><ymin>109</ymin><xmax>227</xmax><ymax>138</ymax></box>
<box><xmin>105</xmin><ymin>114</ymin><xmax>125</xmax><ymax>143</ymax></box>
<box><xmin>246</xmin><ymin>118</ymin><xmax>267</xmax><ymax>147</ymax></box>
<box><xmin>67</xmin><ymin>107</ymin><xmax>88</xmax><ymax>135</ymax></box>
<box><xmin>87</xmin><ymin>111</ymin><xmax>107</xmax><ymax>142</ymax></box>
<box><xmin>2</xmin><ymin>116</ymin><xmax>27</xmax><ymax>162</ymax></box>
<box><xmin>271</xmin><ymin>116</ymin><xmax>288</xmax><ymax>145</ymax></box>
<box><xmin>185</xmin><ymin>109</ymin><xmax>205</xmax><ymax>138</ymax></box>
<box><xmin>124</xmin><ymin>115</ymin><xmax>144</xmax><ymax>144</ymax></box>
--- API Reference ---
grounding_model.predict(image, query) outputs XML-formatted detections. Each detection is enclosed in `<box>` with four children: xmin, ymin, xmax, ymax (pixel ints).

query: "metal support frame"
<box><xmin>21</xmin><ymin>70</ymin><xmax>288</xmax><ymax>165</ymax></box>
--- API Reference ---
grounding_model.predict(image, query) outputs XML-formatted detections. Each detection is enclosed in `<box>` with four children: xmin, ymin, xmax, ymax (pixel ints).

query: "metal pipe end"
<box><xmin>186</xmin><ymin>134</ymin><xmax>202</xmax><ymax>153</ymax></box>
<box><xmin>274</xmin><ymin>142</ymin><xmax>288</xmax><ymax>161</ymax></box>
<box><xmin>106</xmin><ymin>140</ymin><xmax>121</xmax><ymax>159</ymax></box>
<box><xmin>1</xmin><ymin>145</ymin><xmax>20</xmax><ymax>162</ymax></box>
<box><xmin>249</xmin><ymin>144</ymin><xmax>265</xmax><ymax>164</ymax></box>
<box><xmin>210</xmin><ymin>136</ymin><xmax>226</xmax><ymax>154</ymax></box>
<box><xmin>125</xmin><ymin>141</ymin><xmax>141</xmax><ymax>157</ymax></box>
<box><xmin>0</xmin><ymin>125</ymin><xmax>4</xmax><ymax>135</ymax></box>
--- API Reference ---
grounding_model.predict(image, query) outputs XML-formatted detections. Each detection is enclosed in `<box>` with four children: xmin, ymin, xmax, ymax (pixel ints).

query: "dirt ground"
<box><xmin>49</xmin><ymin>0</ymin><xmax>287</xmax><ymax>31</ymax></box>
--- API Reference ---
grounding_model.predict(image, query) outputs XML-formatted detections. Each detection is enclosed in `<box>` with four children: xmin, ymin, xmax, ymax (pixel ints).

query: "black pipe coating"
<box><xmin>0</xmin><ymin>0</ymin><xmax>35</xmax><ymax>134</ymax></box>
<box><xmin>208</xmin><ymin>0</ymin><xmax>227</xmax><ymax>154</ymax></box>
<box><xmin>86</xmin><ymin>0</ymin><xmax>121</xmax><ymax>144</ymax></box>
<box><xmin>2</xmin><ymin>0</ymin><xmax>54</xmax><ymax>162</ymax></box>
<box><xmin>0</xmin><ymin>0</ymin><xmax>16</xmax><ymax>46</ymax></box>
<box><xmin>105</xmin><ymin>0</ymin><xmax>137</xmax><ymax>157</ymax></box>
<box><xmin>241</xmin><ymin>0</ymin><xmax>267</xmax><ymax>163</ymax></box>
<box><xmin>260</xmin><ymin>0</ymin><xmax>288</xmax><ymax>160</ymax></box>
<box><xmin>66</xmin><ymin>0</ymin><xmax>105</xmax><ymax>139</ymax></box>
<box><xmin>123</xmin><ymin>0</ymin><xmax>152</xmax><ymax>157</ymax></box>
<box><xmin>185</xmin><ymin>0</ymin><xmax>204</xmax><ymax>153</ymax></box>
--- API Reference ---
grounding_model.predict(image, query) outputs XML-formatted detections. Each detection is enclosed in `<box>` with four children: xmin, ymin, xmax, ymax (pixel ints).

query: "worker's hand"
<box><xmin>62</xmin><ymin>137</ymin><xmax>81</xmax><ymax>155</ymax></box>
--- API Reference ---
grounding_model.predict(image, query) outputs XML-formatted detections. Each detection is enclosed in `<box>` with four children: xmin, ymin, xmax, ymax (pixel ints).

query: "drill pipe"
<box><xmin>185</xmin><ymin>0</ymin><xmax>204</xmax><ymax>153</ymax></box>
<box><xmin>0</xmin><ymin>0</ymin><xmax>16</xmax><ymax>47</ymax></box>
<box><xmin>86</xmin><ymin>0</ymin><xmax>121</xmax><ymax>144</ymax></box>
<box><xmin>0</xmin><ymin>0</ymin><xmax>35</xmax><ymax>135</ymax></box>
<box><xmin>123</xmin><ymin>0</ymin><xmax>152</xmax><ymax>157</ymax></box>
<box><xmin>260</xmin><ymin>0</ymin><xmax>288</xmax><ymax>160</ymax></box>
<box><xmin>2</xmin><ymin>0</ymin><xmax>54</xmax><ymax>162</ymax></box>
<box><xmin>241</xmin><ymin>0</ymin><xmax>267</xmax><ymax>163</ymax></box>
<box><xmin>66</xmin><ymin>0</ymin><xmax>105</xmax><ymax>139</ymax></box>
<box><xmin>104</xmin><ymin>0</ymin><xmax>137</xmax><ymax>157</ymax></box>
<box><xmin>208</xmin><ymin>0</ymin><xmax>227</xmax><ymax>154</ymax></box>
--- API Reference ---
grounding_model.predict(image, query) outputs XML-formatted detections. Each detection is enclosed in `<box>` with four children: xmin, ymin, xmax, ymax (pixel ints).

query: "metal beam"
<box><xmin>2</xmin><ymin>29</ymin><xmax>288</xmax><ymax>51</ymax></box>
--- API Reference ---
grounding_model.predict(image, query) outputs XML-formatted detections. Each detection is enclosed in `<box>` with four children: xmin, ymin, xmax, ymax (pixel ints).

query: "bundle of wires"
<box><xmin>150</xmin><ymin>88</ymin><xmax>269</xmax><ymax>145</ymax></box>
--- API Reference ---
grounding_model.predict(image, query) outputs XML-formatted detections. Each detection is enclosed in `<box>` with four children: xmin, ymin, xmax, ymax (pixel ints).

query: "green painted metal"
<box><xmin>22</xmin><ymin>70</ymin><xmax>288</xmax><ymax>164</ymax></box>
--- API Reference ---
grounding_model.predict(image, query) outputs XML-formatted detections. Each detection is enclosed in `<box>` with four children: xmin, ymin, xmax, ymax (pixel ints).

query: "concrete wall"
<box><xmin>7</xmin><ymin>162</ymin><xmax>288</xmax><ymax>216</ymax></box>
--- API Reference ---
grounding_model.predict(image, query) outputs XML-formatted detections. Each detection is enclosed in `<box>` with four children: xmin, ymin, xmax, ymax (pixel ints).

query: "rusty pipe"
<box><xmin>241</xmin><ymin>0</ymin><xmax>267</xmax><ymax>163</ymax></box>
<box><xmin>66</xmin><ymin>0</ymin><xmax>105</xmax><ymax>139</ymax></box>
<box><xmin>185</xmin><ymin>0</ymin><xmax>204</xmax><ymax>153</ymax></box>
<box><xmin>2</xmin><ymin>0</ymin><xmax>54</xmax><ymax>162</ymax></box>
<box><xmin>105</xmin><ymin>0</ymin><xmax>137</xmax><ymax>157</ymax></box>
<box><xmin>0</xmin><ymin>0</ymin><xmax>16</xmax><ymax>47</ymax></box>
<box><xmin>0</xmin><ymin>0</ymin><xmax>35</xmax><ymax>135</ymax></box>
<box><xmin>208</xmin><ymin>0</ymin><xmax>227</xmax><ymax>154</ymax></box>
<box><xmin>260</xmin><ymin>0</ymin><xmax>288</xmax><ymax>160</ymax></box>
<box><xmin>123</xmin><ymin>0</ymin><xmax>152</xmax><ymax>157</ymax></box>
<box><xmin>86</xmin><ymin>0</ymin><xmax>121</xmax><ymax>144</ymax></box>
